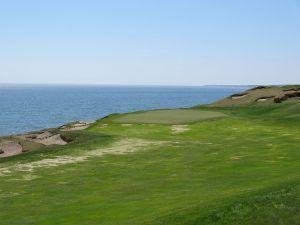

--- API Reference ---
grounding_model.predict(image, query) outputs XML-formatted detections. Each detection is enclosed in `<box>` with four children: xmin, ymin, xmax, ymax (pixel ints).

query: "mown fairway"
<box><xmin>0</xmin><ymin>106</ymin><xmax>299</xmax><ymax>225</ymax></box>
<box><xmin>111</xmin><ymin>109</ymin><xmax>226</xmax><ymax>124</ymax></box>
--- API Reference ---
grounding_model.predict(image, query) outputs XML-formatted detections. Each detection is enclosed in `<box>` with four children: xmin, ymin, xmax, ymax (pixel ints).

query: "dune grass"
<box><xmin>0</xmin><ymin>104</ymin><xmax>299</xmax><ymax>224</ymax></box>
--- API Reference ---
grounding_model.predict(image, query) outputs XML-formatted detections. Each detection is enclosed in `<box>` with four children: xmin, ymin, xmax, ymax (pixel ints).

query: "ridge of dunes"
<box><xmin>210</xmin><ymin>85</ymin><xmax>300</xmax><ymax>107</ymax></box>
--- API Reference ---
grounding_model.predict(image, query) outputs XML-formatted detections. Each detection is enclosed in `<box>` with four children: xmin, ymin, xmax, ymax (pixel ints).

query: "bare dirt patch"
<box><xmin>34</xmin><ymin>134</ymin><xmax>67</xmax><ymax>145</ymax></box>
<box><xmin>19</xmin><ymin>132</ymin><xmax>67</xmax><ymax>146</ymax></box>
<box><xmin>0</xmin><ymin>141</ymin><xmax>23</xmax><ymax>158</ymax></box>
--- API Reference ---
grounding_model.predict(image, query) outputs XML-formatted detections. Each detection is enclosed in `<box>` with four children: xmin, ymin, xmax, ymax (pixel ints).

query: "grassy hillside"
<box><xmin>0</xmin><ymin>88</ymin><xmax>300</xmax><ymax>225</ymax></box>
<box><xmin>210</xmin><ymin>85</ymin><xmax>300</xmax><ymax>107</ymax></box>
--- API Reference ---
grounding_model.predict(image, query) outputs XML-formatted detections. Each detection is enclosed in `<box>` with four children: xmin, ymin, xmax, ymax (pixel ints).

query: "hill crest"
<box><xmin>210</xmin><ymin>85</ymin><xmax>300</xmax><ymax>107</ymax></box>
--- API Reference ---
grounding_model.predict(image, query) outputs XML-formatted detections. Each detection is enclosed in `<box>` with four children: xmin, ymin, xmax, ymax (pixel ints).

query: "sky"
<box><xmin>0</xmin><ymin>0</ymin><xmax>299</xmax><ymax>86</ymax></box>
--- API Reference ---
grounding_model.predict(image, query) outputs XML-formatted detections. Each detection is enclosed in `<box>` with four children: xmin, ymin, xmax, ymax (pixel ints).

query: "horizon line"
<box><xmin>0</xmin><ymin>82</ymin><xmax>286</xmax><ymax>87</ymax></box>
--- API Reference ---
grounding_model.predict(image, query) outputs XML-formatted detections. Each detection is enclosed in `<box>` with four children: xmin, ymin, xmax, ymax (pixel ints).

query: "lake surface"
<box><xmin>0</xmin><ymin>85</ymin><xmax>248</xmax><ymax>136</ymax></box>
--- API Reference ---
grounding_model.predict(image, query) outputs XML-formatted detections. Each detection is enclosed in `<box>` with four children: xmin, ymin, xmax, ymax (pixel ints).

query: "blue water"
<box><xmin>0</xmin><ymin>85</ymin><xmax>248</xmax><ymax>136</ymax></box>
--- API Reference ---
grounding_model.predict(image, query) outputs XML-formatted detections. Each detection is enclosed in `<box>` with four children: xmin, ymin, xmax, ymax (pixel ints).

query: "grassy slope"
<box><xmin>0</xmin><ymin>105</ymin><xmax>300</xmax><ymax>225</ymax></box>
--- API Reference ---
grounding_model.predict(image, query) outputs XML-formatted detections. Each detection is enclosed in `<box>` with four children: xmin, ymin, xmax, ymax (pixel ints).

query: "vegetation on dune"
<box><xmin>210</xmin><ymin>85</ymin><xmax>300</xmax><ymax>107</ymax></box>
<box><xmin>0</xmin><ymin>86</ymin><xmax>300</xmax><ymax>225</ymax></box>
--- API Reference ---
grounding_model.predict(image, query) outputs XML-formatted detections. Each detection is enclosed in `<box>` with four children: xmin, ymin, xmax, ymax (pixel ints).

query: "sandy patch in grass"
<box><xmin>257</xmin><ymin>98</ymin><xmax>268</xmax><ymax>102</ymax></box>
<box><xmin>34</xmin><ymin>134</ymin><xmax>67</xmax><ymax>146</ymax></box>
<box><xmin>20</xmin><ymin>132</ymin><xmax>67</xmax><ymax>146</ymax></box>
<box><xmin>60</xmin><ymin>121</ymin><xmax>94</xmax><ymax>131</ymax></box>
<box><xmin>231</xmin><ymin>94</ymin><xmax>247</xmax><ymax>99</ymax></box>
<box><xmin>171</xmin><ymin>125</ymin><xmax>190</xmax><ymax>134</ymax></box>
<box><xmin>0</xmin><ymin>138</ymin><xmax>166</xmax><ymax>176</ymax></box>
<box><xmin>121</xmin><ymin>124</ymin><xmax>132</xmax><ymax>127</ymax></box>
<box><xmin>0</xmin><ymin>141</ymin><xmax>23</xmax><ymax>158</ymax></box>
<box><xmin>0</xmin><ymin>168</ymin><xmax>11</xmax><ymax>176</ymax></box>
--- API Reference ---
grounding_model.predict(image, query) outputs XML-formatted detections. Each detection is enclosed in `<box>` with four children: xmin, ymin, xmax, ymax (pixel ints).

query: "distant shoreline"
<box><xmin>0</xmin><ymin>85</ymin><xmax>248</xmax><ymax>136</ymax></box>
<box><xmin>0</xmin><ymin>83</ymin><xmax>257</xmax><ymax>88</ymax></box>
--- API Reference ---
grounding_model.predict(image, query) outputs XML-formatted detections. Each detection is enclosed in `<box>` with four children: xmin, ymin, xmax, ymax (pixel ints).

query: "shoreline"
<box><xmin>0</xmin><ymin>121</ymin><xmax>94</xmax><ymax>158</ymax></box>
<box><xmin>0</xmin><ymin>85</ymin><xmax>249</xmax><ymax>137</ymax></box>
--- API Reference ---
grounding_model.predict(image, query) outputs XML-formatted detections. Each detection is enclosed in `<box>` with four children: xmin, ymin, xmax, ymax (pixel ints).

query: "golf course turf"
<box><xmin>0</xmin><ymin>88</ymin><xmax>299</xmax><ymax>225</ymax></box>
<box><xmin>111</xmin><ymin>109</ymin><xmax>227</xmax><ymax>124</ymax></box>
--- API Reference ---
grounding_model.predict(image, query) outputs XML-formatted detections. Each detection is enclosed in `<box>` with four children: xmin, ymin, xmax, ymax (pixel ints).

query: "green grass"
<box><xmin>110</xmin><ymin>109</ymin><xmax>226</xmax><ymax>124</ymax></box>
<box><xmin>0</xmin><ymin>103</ymin><xmax>300</xmax><ymax>225</ymax></box>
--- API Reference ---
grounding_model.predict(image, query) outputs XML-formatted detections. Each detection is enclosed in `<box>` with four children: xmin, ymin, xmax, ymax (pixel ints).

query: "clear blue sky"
<box><xmin>0</xmin><ymin>0</ymin><xmax>299</xmax><ymax>85</ymax></box>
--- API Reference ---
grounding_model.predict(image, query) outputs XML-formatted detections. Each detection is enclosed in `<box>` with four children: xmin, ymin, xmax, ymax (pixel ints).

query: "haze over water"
<box><xmin>0</xmin><ymin>85</ymin><xmax>248</xmax><ymax>136</ymax></box>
